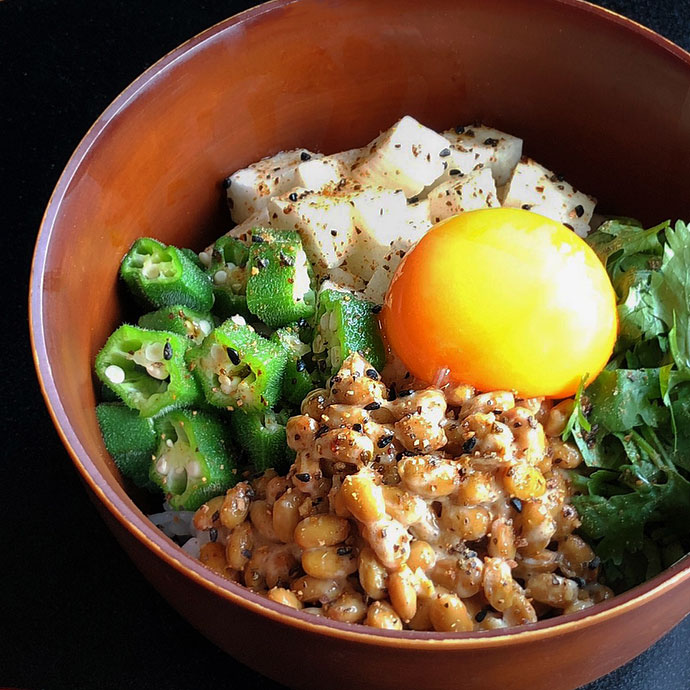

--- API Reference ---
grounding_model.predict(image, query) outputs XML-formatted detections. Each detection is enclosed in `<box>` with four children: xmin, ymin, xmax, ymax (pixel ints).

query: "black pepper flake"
<box><xmin>227</xmin><ymin>347</ymin><xmax>241</xmax><ymax>366</ymax></box>
<box><xmin>295</xmin><ymin>472</ymin><xmax>311</xmax><ymax>482</ymax></box>
<box><xmin>372</xmin><ymin>304</ymin><xmax>382</xmax><ymax>314</ymax></box>
<box><xmin>163</xmin><ymin>341</ymin><xmax>173</xmax><ymax>360</ymax></box>
<box><xmin>588</xmin><ymin>556</ymin><xmax>601</xmax><ymax>570</ymax></box>
<box><xmin>300</xmin><ymin>151</ymin><xmax>311</xmax><ymax>161</ymax></box>
<box><xmin>295</xmin><ymin>358</ymin><xmax>307</xmax><ymax>372</ymax></box>
<box><xmin>289</xmin><ymin>192</ymin><xmax>298</xmax><ymax>202</ymax></box>
<box><xmin>378</xmin><ymin>434</ymin><xmax>394</xmax><ymax>448</ymax></box>
<box><xmin>364</xmin><ymin>401</ymin><xmax>381</xmax><ymax>411</ymax></box>
<box><xmin>315</xmin><ymin>425</ymin><xmax>329</xmax><ymax>439</ymax></box>
<box><xmin>365</xmin><ymin>368</ymin><xmax>379</xmax><ymax>380</ymax></box>
<box><xmin>337</xmin><ymin>546</ymin><xmax>353</xmax><ymax>556</ymax></box>
<box><xmin>209</xmin><ymin>527</ymin><xmax>218</xmax><ymax>543</ymax></box>
<box><xmin>407</xmin><ymin>196</ymin><xmax>419</xmax><ymax>205</ymax></box>
<box><xmin>510</xmin><ymin>497</ymin><xmax>523</xmax><ymax>513</ymax></box>
<box><xmin>483</xmin><ymin>137</ymin><xmax>499</xmax><ymax>146</ymax></box>
<box><xmin>251</xmin><ymin>234</ymin><xmax>264</xmax><ymax>243</ymax></box>
<box><xmin>439</xmin><ymin>147</ymin><xmax>451</xmax><ymax>157</ymax></box>
<box><xmin>475</xmin><ymin>608</ymin><xmax>488</xmax><ymax>623</ymax></box>
<box><xmin>398</xmin><ymin>389</ymin><xmax>414</xmax><ymax>397</ymax></box>
<box><xmin>462</xmin><ymin>436</ymin><xmax>477</xmax><ymax>453</ymax></box>
<box><xmin>454</xmin><ymin>125</ymin><xmax>465</xmax><ymax>134</ymax></box>
<box><xmin>222</xmin><ymin>176</ymin><xmax>232</xmax><ymax>189</ymax></box>
<box><xmin>449</xmin><ymin>168</ymin><xmax>462</xmax><ymax>176</ymax></box>
<box><xmin>352</xmin><ymin>423</ymin><xmax>363</xmax><ymax>432</ymax></box>
<box><xmin>521</xmin><ymin>204</ymin><xmax>532</xmax><ymax>210</ymax></box>
<box><xmin>574</xmin><ymin>204</ymin><xmax>584</xmax><ymax>217</ymax></box>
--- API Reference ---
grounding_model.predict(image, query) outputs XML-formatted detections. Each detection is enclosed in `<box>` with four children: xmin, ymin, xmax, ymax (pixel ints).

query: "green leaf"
<box><xmin>587</xmin><ymin>219</ymin><xmax>667</xmax><ymax>273</ymax></box>
<box><xmin>562</xmin><ymin>375</ymin><xmax>590</xmax><ymax>442</ymax></box>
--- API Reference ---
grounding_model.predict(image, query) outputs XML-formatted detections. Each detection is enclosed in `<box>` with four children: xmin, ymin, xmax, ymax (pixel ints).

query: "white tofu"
<box><xmin>351</xmin><ymin>116</ymin><xmax>451</xmax><ymax>197</ymax></box>
<box><xmin>427</xmin><ymin>167</ymin><xmax>499</xmax><ymax>224</ymax></box>
<box><xmin>441</xmin><ymin>125</ymin><xmax>523</xmax><ymax>186</ymax></box>
<box><xmin>296</xmin><ymin>148</ymin><xmax>365</xmax><ymax>191</ymax></box>
<box><xmin>225</xmin><ymin>149</ymin><xmax>322</xmax><ymax>223</ymax></box>
<box><xmin>319</xmin><ymin>266</ymin><xmax>366</xmax><ymax>293</ymax></box>
<box><xmin>267</xmin><ymin>188</ymin><xmax>354</xmax><ymax>271</ymax></box>
<box><xmin>501</xmin><ymin>157</ymin><xmax>596</xmax><ymax>237</ymax></box>
<box><xmin>362</xmin><ymin>239</ymin><xmax>411</xmax><ymax>304</ymax></box>
<box><xmin>406</xmin><ymin>198</ymin><xmax>432</xmax><ymax>231</ymax></box>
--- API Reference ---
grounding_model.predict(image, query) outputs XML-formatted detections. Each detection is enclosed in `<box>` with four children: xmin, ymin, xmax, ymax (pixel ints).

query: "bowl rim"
<box><xmin>30</xmin><ymin>0</ymin><xmax>690</xmax><ymax>647</ymax></box>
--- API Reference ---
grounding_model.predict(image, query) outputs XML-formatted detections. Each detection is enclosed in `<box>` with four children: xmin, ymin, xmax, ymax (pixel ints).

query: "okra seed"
<box><xmin>199</xmin><ymin>320</ymin><xmax>212</xmax><ymax>336</ymax></box>
<box><xmin>187</xmin><ymin>460</ymin><xmax>202</xmax><ymax>477</ymax></box>
<box><xmin>231</xmin><ymin>315</ymin><xmax>246</xmax><ymax>326</ymax></box>
<box><xmin>214</xmin><ymin>270</ymin><xmax>228</xmax><ymax>285</ymax></box>
<box><xmin>198</xmin><ymin>251</ymin><xmax>212</xmax><ymax>267</ymax></box>
<box><xmin>104</xmin><ymin>365</ymin><xmax>125</xmax><ymax>384</ymax></box>
<box><xmin>166</xmin><ymin>438</ymin><xmax>174</xmax><ymax>448</ymax></box>
<box><xmin>155</xmin><ymin>457</ymin><xmax>168</xmax><ymax>474</ymax></box>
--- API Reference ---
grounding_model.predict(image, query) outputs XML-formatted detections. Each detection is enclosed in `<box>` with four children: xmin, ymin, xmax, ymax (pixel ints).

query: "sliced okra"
<box><xmin>245</xmin><ymin>228</ymin><xmax>316</xmax><ymax>328</ymax></box>
<box><xmin>206</xmin><ymin>235</ymin><xmax>251</xmax><ymax>319</ymax></box>
<box><xmin>271</xmin><ymin>324</ymin><xmax>317</xmax><ymax>405</ymax></box>
<box><xmin>229</xmin><ymin>408</ymin><xmax>293</xmax><ymax>474</ymax></box>
<box><xmin>138</xmin><ymin>304</ymin><xmax>215</xmax><ymax>345</ymax></box>
<box><xmin>185</xmin><ymin>317</ymin><xmax>287</xmax><ymax>412</ymax></box>
<box><xmin>312</xmin><ymin>288</ymin><xmax>385</xmax><ymax>377</ymax></box>
<box><xmin>96</xmin><ymin>325</ymin><xmax>201</xmax><ymax>417</ymax></box>
<box><xmin>96</xmin><ymin>403</ymin><xmax>157</xmax><ymax>489</ymax></box>
<box><xmin>120</xmin><ymin>237</ymin><xmax>214</xmax><ymax>312</ymax></box>
<box><xmin>150</xmin><ymin>409</ymin><xmax>237</xmax><ymax>510</ymax></box>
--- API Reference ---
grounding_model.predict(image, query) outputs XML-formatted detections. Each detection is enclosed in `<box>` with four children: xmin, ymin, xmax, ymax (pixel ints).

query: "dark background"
<box><xmin>3</xmin><ymin>1</ymin><xmax>689</xmax><ymax>688</ymax></box>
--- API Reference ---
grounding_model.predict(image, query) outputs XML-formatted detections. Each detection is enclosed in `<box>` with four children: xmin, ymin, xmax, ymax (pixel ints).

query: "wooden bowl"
<box><xmin>30</xmin><ymin>1</ymin><xmax>690</xmax><ymax>688</ymax></box>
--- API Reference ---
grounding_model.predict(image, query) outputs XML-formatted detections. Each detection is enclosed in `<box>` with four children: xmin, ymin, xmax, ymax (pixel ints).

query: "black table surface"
<box><xmin>4</xmin><ymin>1</ymin><xmax>690</xmax><ymax>688</ymax></box>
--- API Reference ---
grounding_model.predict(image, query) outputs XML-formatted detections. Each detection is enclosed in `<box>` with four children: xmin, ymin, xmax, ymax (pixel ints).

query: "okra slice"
<box><xmin>120</xmin><ymin>237</ymin><xmax>214</xmax><ymax>312</ymax></box>
<box><xmin>138</xmin><ymin>305</ymin><xmax>215</xmax><ymax>345</ymax></box>
<box><xmin>96</xmin><ymin>403</ymin><xmax>157</xmax><ymax>488</ymax></box>
<box><xmin>271</xmin><ymin>324</ymin><xmax>316</xmax><ymax>405</ymax></box>
<box><xmin>207</xmin><ymin>236</ymin><xmax>251</xmax><ymax>319</ymax></box>
<box><xmin>150</xmin><ymin>409</ymin><xmax>237</xmax><ymax>510</ymax></box>
<box><xmin>95</xmin><ymin>324</ymin><xmax>200</xmax><ymax>417</ymax></box>
<box><xmin>245</xmin><ymin>228</ymin><xmax>316</xmax><ymax>328</ymax></box>
<box><xmin>185</xmin><ymin>317</ymin><xmax>287</xmax><ymax>412</ymax></box>
<box><xmin>312</xmin><ymin>288</ymin><xmax>385</xmax><ymax>377</ymax></box>
<box><xmin>229</xmin><ymin>408</ymin><xmax>292</xmax><ymax>473</ymax></box>
<box><xmin>180</xmin><ymin>247</ymin><xmax>204</xmax><ymax>269</ymax></box>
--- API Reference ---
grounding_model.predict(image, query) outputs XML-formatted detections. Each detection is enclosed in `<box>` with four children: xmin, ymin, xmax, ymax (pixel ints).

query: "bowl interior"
<box><xmin>32</xmin><ymin>0</ymin><xmax>690</xmax><ymax>640</ymax></box>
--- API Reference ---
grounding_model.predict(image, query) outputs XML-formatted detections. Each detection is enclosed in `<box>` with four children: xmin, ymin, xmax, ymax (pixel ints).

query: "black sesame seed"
<box><xmin>571</xmin><ymin>576</ymin><xmax>586</xmax><ymax>588</ymax></box>
<box><xmin>574</xmin><ymin>204</ymin><xmax>584</xmax><ymax>217</ymax></box>
<box><xmin>483</xmin><ymin>137</ymin><xmax>499</xmax><ymax>146</ymax></box>
<box><xmin>227</xmin><ymin>347</ymin><xmax>241</xmax><ymax>366</ymax></box>
<box><xmin>462</xmin><ymin>436</ymin><xmax>477</xmax><ymax>453</ymax></box>
<box><xmin>289</xmin><ymin>192</ymin><xmax>298</xmax><ymax>202</ymax></box>
<box><xmin>222</xmin><ymin>176</ymin><xmax>233</xmax><ymax>189</ymax></box>
<box><xmin>454</xmin><ymin>125</ymin><xmax>465</xmax><ymax>134</ymax></box>
<box><xmin>315</xmin><ymin>425</ymin><xmax>329</xmax><ymax>439</ymax></box>
<box><xmin>279</xmin><ymin>251</ymin><xmax>294</xmax><ymax>267</ymax></box>
<box><xmin>378</xmin><ymin>434</ymin><xmax>394</xmax><ymax>448</ymax></box>
<box><xmin>295</xmin><ymin>472</ymin><xmax>311</xmax><ymax>482</ymax></box>
<box><xmin>296</xmin><ymin>318</ymin><xmax>309</xmax><ymax>329</ymax></box>
<box><xmin>337</xmin><ymin>546</ymin><xmax>353</xmax><ymax>556</ymax></box>
<box><xmin>372</xmin><ymin>304</ymin><xmax>382</xmax><ymax>314</ymax></box>
<box><xmin>300</xmin><ymin>151</ymin><xmax>311</xmax><ymax>161</ymax></box>
<box><xmin>241</xmin><ymin>549</ymin><xmax>253</xmax><ymax>559</ymax></box>
<box><xmin>244</xmin><ymin>485</ymin><xmax>256</xmax><ymax>499</ymax></box>
<box><xmin>407</xmin><ymin>196</ymin><xmax>420</xmax><ymax>204</ymax></box>
<box><xmin>163</xmin><ymin>341</ymin><xmax>173</xmax><ymax>360</ymax></box>
<box><xmin>398</xmin><ymin>389</ymin><xmax>414</xmax><ymax>397</ymax></box>
<box><xmin>257</xmin><ymin>257</ymin><xmax>269</xmax><ymax>269</ymax></box>
<box><xmin>365</xmin><ymin>368</ymin><xmax>379</xmax><ymax>380</ymax></box>
<box><xmin>449</xmin><ymin>168</ymin><xmax>462</xmax><ymax>176</ymax></box>
<box><xmin>510</xmin><ymin>497</ymin><xmax>523</xmax><ymax>513</ymax></box>
<box><xmin>521</xmin><ymin>204</ymin><xmax>532</xmax><ymax>210</ymax></box>
<box><xmin>295</xmin><ymin>358</ymin><xmax>307</xmax><ymax>372</ymax></box>
<box><xmin>588</xmin><ymin>556</ymin><xmax>601</xmax><ymax>570</ymax></box>
<box><xmin>439</xmin><ymin>147</ymin><xmax>451</xmax><ymax>157</ymax></box>
<box><xmin>388</xmin><ymin>384</ymin><xmax>397</xmax><ymax>401</ymax></box>
<box><xmin>330</xmin><ymin>230</ymin><xmax>337</xmax><ymax>237</ymax></box>
<box><xmin>364</xmin><ymin>401</ymin><xmax>381</xmax><ymax>411</ymax></box>
<box><xmin>352</xmin><ymin>423</ymin><xmax>363</xmax><ymax>432</ymax></box>
<box><xmin>475</xmin><ymin>608</ymin><xmax>488</xmax><ymax>623</ymax></box>
<box><xmin>209</xmin><ymin>527</ymin><xmax>218</xmax><ymax>543</ymax></box>
<box><xmin>251</xmin><ymin>234</ymin><xmax>264</xmax><ymax>243</ymax></box>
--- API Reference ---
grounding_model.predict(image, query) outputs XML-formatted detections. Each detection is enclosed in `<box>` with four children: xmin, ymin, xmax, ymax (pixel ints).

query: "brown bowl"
<box><xmin>30</xmin><ymin>1</ymin><xmax>690</xmax><ymax>688</ymax></box>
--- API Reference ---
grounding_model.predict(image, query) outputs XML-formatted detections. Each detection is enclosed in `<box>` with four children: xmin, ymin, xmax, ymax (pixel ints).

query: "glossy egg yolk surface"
<box><xmin>382</xmin><ymin>208</ymin><xmax>617</xmax><ymax>398</ymax></box>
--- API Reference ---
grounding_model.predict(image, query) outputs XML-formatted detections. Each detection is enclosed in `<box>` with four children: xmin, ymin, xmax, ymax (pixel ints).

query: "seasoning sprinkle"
<box><xmin>449</xmin><ymin>168</ymin><xmax>462</xmax><ymax>176</ymax></box>
<box><xmin>300</xmin><ymin>151</ymin><xmax>311</xmax><ymax>161</ymax></box>
<box><xmin>209</xmin><ymin>527</ymin><xmax>218</xmax><ymax>543</ymax></box>
<box><xmin>295</xmin><ymin>472</ymin><xmax>311</xmax><ymax>482</ymax></box>
<box><xmin>439</xmin><ymin>147</ymin><xmax>451</xmax><ymax>157</ymax></box>
<box><xmin>475</xmin><ymin>608</ymin><xmax>488</xmax><ymax>623</ymax></box>
<box><xmin>364</xmin><ymin>401</ymin><xmax>381</xmax><ymax>411</ymax></box>
<box><xmin>521</xmin><ymin>204</ymin><xmax>532</xmax><ymax>210</ymax></box>
<box><xmin>377</xmin><ymin>434</ymin><xmax>394</xmax><ymax>448</ymax></box>
<box><xmin>227</xmin><ymin>347</ymin><xmax>241</xmax><ymax>366</ymax></box>
<box><xmin>295</xmin><ymin>358</ymin><xmax>307</xmax><ymax>372</ymax></box>
<box><xmin>163</xmin><ymin>341</ymin><xmax>173</xmax><ymax>360</ymax></box>
<box><xmin>462</xmin><ymin>436</ymin><xmax>477</xmax><ymax>453</ymax></box>
<box><xmin>372</xmin><ymin>304</ymin><xmax>382</xmax><ymax>314</ymax></box>
<box><xmin>365</xmin><ymin>368</ymin><xmax>379</xmax><ymax>380</ymax></box>
<box><xmin>289</xmin><ymin>192</ymin><xmax>298</xmax><ymax>202</ymax></box>
<box><xmin>407</xmin><ymin>196</ymin><xmax>419</xmax><ymax>205</ymax></box>
<box><xmin>574</xmin><ymin>204</ymin><xmax>584</xmax><ymax>217</ymax></box>
<box><xmin>510</xmin><ymin>497</ymin><xmax>523</xmax><ymax>513</ymax></box>
<box><xmin>483</xmin><ymin>137</ymin><xmax>499</xmax><ymax>146</ymax></box>
<box><xmin>337</xmin><ymin>546</ymin><xmax>353</xmax><ymax>556</ymax></box>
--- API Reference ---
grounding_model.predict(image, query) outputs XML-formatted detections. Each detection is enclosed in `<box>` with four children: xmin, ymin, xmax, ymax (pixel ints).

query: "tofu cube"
<box><xmin>501</xmin><ymin>157</ymin><xmax>596</xmax><ymax>237</ymax></box>
<box><xmin>351</xmin><ymin>116</ymin><xmax>451</xmax><ymax>197</ymax></box>
<box><xmin>296</xmin><ymin>147</ymin><xmax>365</xmax><ymax>191</ymax></box>
<box><xmin>427</xmin><ymin>167</ymin><xmax>499</xmax><ymax>224</ymax></box>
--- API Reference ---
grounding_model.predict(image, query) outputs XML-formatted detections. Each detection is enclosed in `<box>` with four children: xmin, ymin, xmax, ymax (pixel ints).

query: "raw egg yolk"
<box><xmin>382</xmin><ymin>208</ymin><xmax>617</xmax><ymax>398</ymax></box>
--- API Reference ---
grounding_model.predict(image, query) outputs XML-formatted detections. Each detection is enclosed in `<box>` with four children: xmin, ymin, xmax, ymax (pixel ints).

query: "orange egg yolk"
<box><xmin>382</xmin><ymin>208</ymin><xmax>618</xmax><ymax>398</ymax></box>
